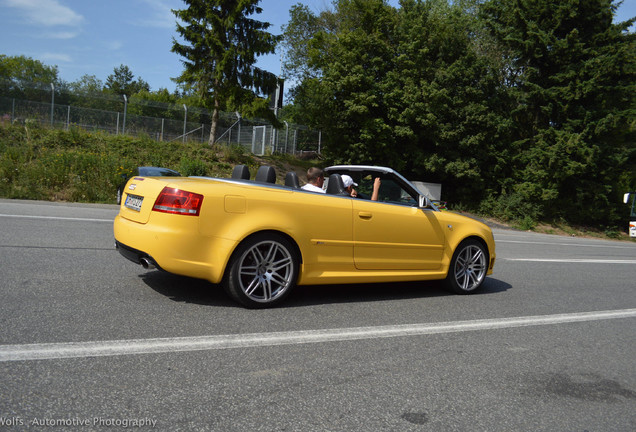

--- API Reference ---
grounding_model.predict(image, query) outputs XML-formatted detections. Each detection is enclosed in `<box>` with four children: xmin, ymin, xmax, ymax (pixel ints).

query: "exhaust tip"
<box><xmin>140</xmin><ymin>257</ymin><xmax>155</xmax><ymax>270</ymax></box>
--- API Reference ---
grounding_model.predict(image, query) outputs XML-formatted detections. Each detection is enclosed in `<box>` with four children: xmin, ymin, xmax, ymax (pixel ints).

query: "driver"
<box><xmin>342</xmin><ymin>175</ymin><xmax>381</xmax><ymax>200</ymax></box>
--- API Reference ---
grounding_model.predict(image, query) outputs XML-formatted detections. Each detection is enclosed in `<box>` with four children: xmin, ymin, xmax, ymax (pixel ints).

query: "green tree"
<box><xmin>281</xmin><ymin>0</ymin><xmax>509</xmax><ymax>204</ymax></box>
<box><xmin>318</xmin><ymin>0</ymin><xmax>398</xmax><ymax>165</ymax></box>
<box><xmin>105</xmin><ymin>64</ymin><xmax>150</xmax><ymax>98</ymax></box>
<box><xmin>279</xmin><ymin>4</ymin><xmax>339</xmax><ymax>128</ymax></box>
<box><xmin>281</xmin><ymin>4</ymin><xmax>337</xmax><ymax>81</ymax></box>
<box><xmin>0</xmin><ymin>54</ymin><xmax>60</xmax><ymax>100</ymax></box>
<box><xmin>128</xmin><ymin>88</ymin><xmax>183</xmax><ymax>119</ymax></box>
<box><xmin>481</xmin><ymin>0</ymin><xmax>636</xmax><ymax>224</ymax></box>
<box><xmin>172</xmin><ymin>0</ymin><xmax>280</xmax><ymax>145</ymax></box>
<box><xmin>388</xmin><ymin>0</ymin><xmax>511</xmax><ymax>203</ymax></box>
<box><xmin>68</xmin><ymin>74</ymin><xmax>104</xmax><ymax>94</ymax></box>
<box><xmin>66</xmin><ymin>74</ymin><xmax>109</xmax><ymax>110</ymax></box>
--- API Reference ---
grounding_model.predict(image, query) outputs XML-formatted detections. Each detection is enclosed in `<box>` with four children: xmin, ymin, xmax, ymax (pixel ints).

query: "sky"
<box><xmin>0</xmin><ymin>0</ymin><xmax>634</xmax><ymax>93</ymax></box>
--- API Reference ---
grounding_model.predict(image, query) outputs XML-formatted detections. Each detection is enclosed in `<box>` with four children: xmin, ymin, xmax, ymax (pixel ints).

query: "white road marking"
<box><xmin>0</xmin><ymin>214</ymin><xmax>112</xmax><ymax>223</ymax></box>
<box><xmin>497</xmin><ymin>239</ymin><xmax>636</xmax><ymax>249</ymax></box>
<box><xmin>1</xmin><ymin>309</ymin><xmax>634</xmax><ymax>362</ymax></box>
<box><xmin>505</xmin><ymin>258</ymin><xmax>636</xmax><ymax>264</ymax></box>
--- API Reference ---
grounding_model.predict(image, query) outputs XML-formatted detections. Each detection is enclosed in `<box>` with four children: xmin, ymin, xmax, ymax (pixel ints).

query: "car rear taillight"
<box><xmin>153</xmin><ymin>187</ymin><xmax>203</xmax><ymax>216</ymax></box>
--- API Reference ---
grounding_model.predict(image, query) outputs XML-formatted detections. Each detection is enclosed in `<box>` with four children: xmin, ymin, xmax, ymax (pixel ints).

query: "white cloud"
<box><xmin>44</xmin><ymin>30</ymin><xmax>79</xmax><ymax>39</ymax></box>
<box><xmin>41</xmin><ymin>52</ymin><xmax>72</xmax><ymax>63</ymax></box>
<box><xmin>3</xmin><ymin>0</ymin><xmax>84</xmax><ymax>27</ymax></box>
<box><xmin>104</xmin><ymin>40</ymin><xmax>123</xmax><ymax>51</ymax></box>
<box><xmin>135</xmin><ymin>0</ymin><xmax>176</xmax><ymax>29</ymax></box>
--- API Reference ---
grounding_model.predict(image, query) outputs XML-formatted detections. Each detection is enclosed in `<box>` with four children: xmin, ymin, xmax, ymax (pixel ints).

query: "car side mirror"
<box><xmin>624</xmin><ymin>193</ymin><xmax>631</xmax><ymax>204</ymax></box>
<box><xmin>419</xmin><ymin>195</ymin><xmax>431</xmax><ymax>208</ymax></box>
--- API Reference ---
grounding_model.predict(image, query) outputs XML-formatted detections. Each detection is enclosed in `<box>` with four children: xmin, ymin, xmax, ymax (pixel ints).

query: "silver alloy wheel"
<box><xmin>237</xmin><ymin>240</ymin><xmax>294</xmax><ymax>303</ymax></box>
<box><xmin>453</xmin><ymin>244</ymin><xmax>487</xmax><ymax>291</ymax></box>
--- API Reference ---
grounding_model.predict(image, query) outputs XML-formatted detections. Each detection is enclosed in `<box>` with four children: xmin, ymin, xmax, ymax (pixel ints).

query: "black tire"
<box><xmin>223</xmin><ymin>233</ymin><xmax>299</xmax><ymax>308</ymax></box>
<box><xmin>445</xmin><ymin>239</ymin><xmax>488</xmax><ymax>294</ymax></box>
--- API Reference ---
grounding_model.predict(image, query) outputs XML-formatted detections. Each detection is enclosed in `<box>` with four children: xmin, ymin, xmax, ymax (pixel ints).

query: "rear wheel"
<box><xmin>445</xmin><ymin>239</ymin><xmax>488</xmax><ymax>294</ymax></box>
<box><xmin>223</xmin><ymin>233</ymin><xmax>299</xmax><ymax>308</ymax></box>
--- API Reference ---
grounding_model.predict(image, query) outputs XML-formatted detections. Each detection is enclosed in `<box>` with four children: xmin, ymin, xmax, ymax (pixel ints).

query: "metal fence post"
<box><xmin>161</xmin><ymin>118</ymin><xmax>164</xmax><ymax>141</ymax></box>
<box><xmin>235</xmin><ymin>112</ymin><xmax>241</xmax><ymax>147</ymax></box>
<box><xmin>50</xmin><ymin>83</ymin><xmax>55</xmax><ymax>127</ymax></box>
<box><xmin>122</xmin><ymin>95</ymin><xmax>127</xmax><ymax>135</ymax></box>
<box><xmin>284</xmin><ymin>121</ymin><xmax>289</xmax><ymax>154</ymax></box>
<box><xmin>183</xmin><ymin>104</ymin><xmax>187</xmax><ymax>143</ymax></box>
<box><xmin>66</xmin><ymin>105</ymin><xmax>70</xmax><ymax>130</ymax></box>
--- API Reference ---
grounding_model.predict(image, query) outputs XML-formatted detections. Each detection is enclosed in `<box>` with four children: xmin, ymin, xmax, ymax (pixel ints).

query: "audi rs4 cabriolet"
<box><xmin>114</xmin><ymin>164</ymin><xmax>496</xmax><ymax>308</ymax></box>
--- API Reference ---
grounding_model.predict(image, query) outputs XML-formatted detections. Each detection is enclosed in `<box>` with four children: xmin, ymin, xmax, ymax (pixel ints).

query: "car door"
<box><xmin>352</xmin><ymin>180</ymin><xmax>445</xmax><ymax>270</ymax></box>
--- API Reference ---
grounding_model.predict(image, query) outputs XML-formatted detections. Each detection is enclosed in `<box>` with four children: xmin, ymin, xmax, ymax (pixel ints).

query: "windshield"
<box><xmin>139</xmin><ymin>167</ymin><xmax>181</xmax><ymax>177</ymax></box>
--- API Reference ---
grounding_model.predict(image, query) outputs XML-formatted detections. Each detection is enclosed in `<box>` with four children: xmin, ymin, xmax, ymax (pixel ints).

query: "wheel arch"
<box><xmin>455</xmin><ymin>234</ymin><xmax>492</xmax><ymax>269</ymax></box>
<box><xmin>444</xmin><ymin>233</ymin><xmax>492</xmax><ymax>273</ymax></box>
<box><xmin>221</xmin><ymin>229</ymin><xmax>304</xmax><ymax>280</ymax></box>
<box><xmin>462</xmin><ymin>235</ymin><xmax>490</xmax><ymax>260</ymax></box>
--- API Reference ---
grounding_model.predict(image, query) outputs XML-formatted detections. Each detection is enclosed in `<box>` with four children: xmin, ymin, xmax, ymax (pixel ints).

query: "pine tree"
<box><xmin>172</xmin><ymin>0</ymin><xmax>280</xmax><ymax>145</ymax></box>
<box><xmin>481</xmin><ymin>0</ymin><xmax>636</xmax><ymax>224</ymax></box>
<box><xmin>105</xmin><ymin>64</ymin><xmax>150</xmax><ymax>98</ymax></box>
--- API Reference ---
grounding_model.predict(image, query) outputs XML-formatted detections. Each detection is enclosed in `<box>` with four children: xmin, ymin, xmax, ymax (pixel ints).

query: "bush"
<box><xmin>515</xmin><ymin>215</ymin><xmax>537</xmax><ymax>231</ymax></box>
<box><xmin>604</xmin><ymin>227</ymin><xmax>621</xmax><ymax>239</ymax></box>
<box><xmin>479</xmin><ymin>191</ymin><xmax>543</xmax><ymax>222</ymax></box>
<box><xmin>222</xmin><ymin>144</ymin><xmax>253</xmax><ymax>165</ymax></box>
<box><xmin>179</xmin><ymin>157</ymin><xmax>209</xmax><ymax>177</ymax></box>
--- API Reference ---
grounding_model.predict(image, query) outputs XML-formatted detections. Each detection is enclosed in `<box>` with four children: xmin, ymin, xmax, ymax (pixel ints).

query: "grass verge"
<box><xmin>0</xmin><ymin>123</ymin><xmax>316</xmax><ymax>203</ymax></box>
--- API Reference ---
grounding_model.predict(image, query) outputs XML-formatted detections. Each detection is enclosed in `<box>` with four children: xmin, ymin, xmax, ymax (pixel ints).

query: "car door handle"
<box><xmin>358</xmin><ymin>212</ymin><xmax>373</xmax><ymax>220</ymax></box>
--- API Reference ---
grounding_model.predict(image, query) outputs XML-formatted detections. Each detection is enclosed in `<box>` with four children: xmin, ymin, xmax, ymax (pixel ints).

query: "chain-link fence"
<box><xmin>0</xmin><ymin>85</ymin><xmax>322</xmax><ymax>156</ymax></box>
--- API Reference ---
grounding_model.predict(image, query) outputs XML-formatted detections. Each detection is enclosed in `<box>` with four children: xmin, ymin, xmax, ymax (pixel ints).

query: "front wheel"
<box><xmin>223</xmin><ymin>233</ymin><xmax>299</xmax><ymax>308</ymax></box>
<box><xmin>445</xmin><ymin>239</ymin><xmax>488</xmax><ymax>294</ymax></box>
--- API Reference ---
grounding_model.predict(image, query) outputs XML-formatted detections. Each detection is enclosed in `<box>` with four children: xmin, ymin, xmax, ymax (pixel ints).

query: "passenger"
<box><xmin>301</xmin><ymin>167</ymin><xmax>325</xmax><ymax>193</ymax></box>
<box><xmin>341</xmin><ymin>175</ymin><xmax>358</xmax><ymax>197</ymax></box>
<box><xmin>342</xmin><ymin>175</ymin><xmax>381</xmax><ymax>201</ymax></box>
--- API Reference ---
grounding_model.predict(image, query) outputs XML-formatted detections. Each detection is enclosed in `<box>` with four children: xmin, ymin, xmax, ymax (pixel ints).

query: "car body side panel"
<box><xmin>197</xmin><ymin>185</ymin><xmax>356</xmax><ymax>283</ymax></box>
<box><xmin>352</xmin><ymin>200</ymin><xmax>445</xmax><ymax>270</ymax></box>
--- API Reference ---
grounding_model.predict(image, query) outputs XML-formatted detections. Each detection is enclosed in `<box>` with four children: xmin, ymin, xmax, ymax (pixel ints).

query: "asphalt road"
<box><xmin>0</xmin><ymin>199</ymin><xmax>635</xmax><ymax>431</ymax></box>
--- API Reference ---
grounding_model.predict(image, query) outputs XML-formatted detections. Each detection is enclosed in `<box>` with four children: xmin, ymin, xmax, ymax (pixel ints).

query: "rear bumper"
<box><xmin>115</xmin><ymin>240</ymin><xmax>162</xmax><ymax>271</ymax></box>
<box><xmin>113</xmin><ymin>214</ymin><xmax>237</xmax><ymax>283</ymax></box>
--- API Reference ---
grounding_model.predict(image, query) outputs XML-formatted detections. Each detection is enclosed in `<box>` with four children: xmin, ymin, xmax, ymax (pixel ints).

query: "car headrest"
<box><xmin>285</xmin><ymin>171</ymin><xmax>300</xmax><ymax>188</ymax></box>
<box><xmin>326</xmin><ymin>174</ymin><xmax>348</xmax><ymax>196</ymax></box>
<box><xmin>231</xmin><ymin>164</ymin><xmax>251</xmax><ymax>180</ymax></box>
<box><xmin>255</xmin><ymin>165</ymin><xmax>276</xmax><ymax>183</ymax></box>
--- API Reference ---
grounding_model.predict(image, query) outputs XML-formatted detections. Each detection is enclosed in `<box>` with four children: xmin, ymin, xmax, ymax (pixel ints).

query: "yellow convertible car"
<box><xmin>114</xmin><ymin>165</ymin><xmax>496</xmax><ymax>308</ymax></box>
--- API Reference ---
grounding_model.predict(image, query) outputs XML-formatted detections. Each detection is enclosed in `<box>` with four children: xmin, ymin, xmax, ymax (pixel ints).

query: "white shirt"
<box><xmin>301</xmin><ymin>183</ymin><xmax>325</xmax><ymax>193</ymax></box>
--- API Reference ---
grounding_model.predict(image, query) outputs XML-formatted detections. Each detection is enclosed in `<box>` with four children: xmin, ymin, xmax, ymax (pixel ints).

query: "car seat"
<box><xmin>231</xmin><ymin>164</ymin><xmax>250</xmax><ymax>180</ymax></box>
<box><xmin>285</xmin><ymin>172</ymin><xmax>300</xmax><ymax>188</ymax></box>
<box><xmin>326</xmin><ymin>174</ymin><xmax>349</xmax><ymax>196</ymax></box>
<box><xmin>255</xmin><ymin>165</ymin><xmax>276</xmax><ymax>183</ymax></box>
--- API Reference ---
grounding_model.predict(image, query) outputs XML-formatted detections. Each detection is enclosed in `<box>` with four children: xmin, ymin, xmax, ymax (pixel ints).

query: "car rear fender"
<box><xmin>200</xmin><ymin>190</ymin><xmax>354</xmax><ymax>279</ymax></box>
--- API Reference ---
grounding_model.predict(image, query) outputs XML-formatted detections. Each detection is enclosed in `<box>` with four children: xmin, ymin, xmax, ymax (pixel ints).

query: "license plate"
<box><xmin>124</xmin><ymin>194</ymin><xmax>144</xmax><ymax>211</ymax></box>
